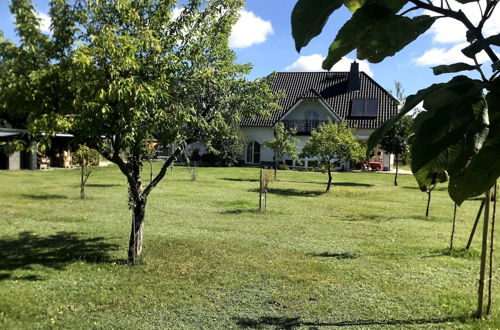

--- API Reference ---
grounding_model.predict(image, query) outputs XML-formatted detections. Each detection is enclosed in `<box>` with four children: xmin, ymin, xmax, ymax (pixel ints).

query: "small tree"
<box><xmin>207</xmin><ymin>125</ymin><xmax>247</xmax><ymax>166</ymax></box>
<box><xmin>259</xmin><ymin>168</ymin><xmax>273</xmax><ymax>212</ymax></box>
<box><xmin>301</xmin><ymin>121</ymin><xmax>363</xmax><ymax>192</ymax></box>
<box><xmin>1</xmin><ymin>0</ymin><xmax>277</xmax><ymax>263</ymax></box>
<box><xmin>73</xmin><ymin>145</ymin><xmax>100</xmax><ymax>199</ymax></box>
<box><xmin>379</xmin><ymin>115</ymin><xmax>413</xmax><ymax>186</ymax></box>
<box><xmin>264</xmin><ymin>122</ymin><xmax>300</xmax><ymax>179</ymax></box>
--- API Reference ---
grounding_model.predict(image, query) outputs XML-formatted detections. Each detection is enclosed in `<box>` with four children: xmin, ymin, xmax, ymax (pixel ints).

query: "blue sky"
<box><xmin>1</xmin><ymin>0</ymin><xmax>499</xmax><ymax>97</ymax></box>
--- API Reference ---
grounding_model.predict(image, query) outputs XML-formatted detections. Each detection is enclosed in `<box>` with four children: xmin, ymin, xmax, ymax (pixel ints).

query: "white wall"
<box><xmin>242</xmin><ymin>101</ymin><xmax>388</xmax><ymax>170</ymax></box>
<box><xmin>241</xmin><ymin>126</ymin><xmax>275</xmax><ymax>163</ymax></box>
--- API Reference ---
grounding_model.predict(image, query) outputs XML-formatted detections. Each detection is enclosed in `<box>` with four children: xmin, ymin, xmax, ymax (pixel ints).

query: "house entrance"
<box><xmin>246</xmin><ymin>141</ymin><xmax>260</xmax><ymax>164</ymax></box>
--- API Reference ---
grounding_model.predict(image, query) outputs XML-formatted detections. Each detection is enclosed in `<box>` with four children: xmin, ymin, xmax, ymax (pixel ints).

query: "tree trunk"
<box><xmin>149</xmin><ymin>160</ymin><xmax>153</xmax><ymax>183</ymax></box>
<box><xmin>476</xmin><ymin>187</ymin><xmax>491</xmax><ymax>318</ymax></box>
<box><xmin>394</xmin><ymin>154</ymin><xmax>399</xmax><ymax>186</ymax></box>
<box><xmin>450</xmin><ymin>203</ymin><xmax>457</xmax><ymax>250</ymax></box>
<box><xmin>487</xmin><ymin>183</ymin><xmax>497</xmax><ymax>315</ymax></box>
<box><xmin>326</xmin><ymin>166</ymin><xmax>332</xmax><ymax>192</ymax></box>
<box><xmin>426</xmin><ymin>190</ymin><xmax>432</xmax><ymax>218</ymax></box>
<box><xmin>274</xmin><ymin>159</ymin><xmax>278</xmax><ymax>180</ymax></box>
<box><xmin>259</xmin><ymin>168</ymin><xmax>263</xmax><ymax>212</ymax></box>
<box><xmin>466</xmin><ymin>198</ymin><xmax>485</xmax><ymax>249</ymax></box>
<box><xmin>80</xmin><ymin>166</ymin><xmax>85</xmax><ymax>199</ymax></box>
<box><xmin>128</xmin><ymin>197</ymin><xmax>146</xmax><ymax>263</ymax></box>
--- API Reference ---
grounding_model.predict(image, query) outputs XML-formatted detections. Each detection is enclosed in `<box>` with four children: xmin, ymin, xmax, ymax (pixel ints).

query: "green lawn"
<box><xmin>0</xmin><ymin>165</ymin><xmax>498</xmax><ymax>329</ymax></box>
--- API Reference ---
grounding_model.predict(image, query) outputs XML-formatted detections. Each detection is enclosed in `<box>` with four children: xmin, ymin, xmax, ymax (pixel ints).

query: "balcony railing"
<box><xmin>282</xmin><ymin>120</ymin><xmax>328</xmax><ymax>135</ymax></box>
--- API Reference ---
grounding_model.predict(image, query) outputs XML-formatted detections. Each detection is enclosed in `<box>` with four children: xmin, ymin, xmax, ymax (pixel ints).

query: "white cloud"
<box><xmin>414</xmin><ymin>42</ymin><xmax>494</xmax><ymax>66</ymax></box>
<box><xmin>36</xmin><ymin>11</ymin><xmax>51</xmax><ymax>34</ymax></box>
<box><xmin>285</xmin><ymin>54</ymin><xmax>374</xmax><ymax>77</ymax></box>
<box><xmin>413</xmin><ymin>1</ymin><xmax>500</xmax><ymax>68</ymax></box>
<box><xmin>424</xmin><ymin>0</ymin><xmax>500</xmax><ymax>44</ymax></box>
<box><xmin>229</xmin><ymin>10</ymin><xmax>273</xmax><ymax>48</ymax></box>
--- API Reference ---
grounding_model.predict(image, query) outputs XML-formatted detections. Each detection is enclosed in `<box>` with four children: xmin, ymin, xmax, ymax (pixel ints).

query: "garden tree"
<box><xmin>264</xmin><ymin>122</ymin><xmax>300</xmax><ymax>179</ymax></box>
<box><xmin>206</xmin><ymin>124</ymin><xmax>248</xmax><ymax>166</ymax></box>
<box><xmin>301</xmin><ymin>120</ymin><xmax>364</xmax><ymax>192</ymax></box>
<box><xmin>143</xmin><ymin>141</ymin><xmax>157</xmax><ymax>183</ymax></box>
<box><xmin>1</xmin><ymin>0</ymin><xmax>277</xmax><ymax>263</ymax></box>
<box><xmin>291</xmin><ymin>0</ymin><xmax>499</xmax><ymax>318</ymax></box>
<box><xmin>450</xmin><ymin>203</ymin><xmax>458</xmax><ymax>250</ymax></box>
<box><xmin>379</xmin><ymin>115</ymin><xmax>413</xmax><ymax>186</ymax></box>
<box><xmin>423</xmin><ymin>170</ymin><xmax>448</xmax><ymax>218</ymax></box>
<box><xmin>73</xmin><ymin>145</ymin><xmax>100</xmax><ymax>199</ymax></box>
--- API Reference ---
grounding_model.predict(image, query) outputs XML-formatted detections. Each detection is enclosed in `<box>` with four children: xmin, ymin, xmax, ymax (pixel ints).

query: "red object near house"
<box><xmin>369</xmin><ymin>162</ymin><xmax>383</xmax><ymax>171</ymax></box>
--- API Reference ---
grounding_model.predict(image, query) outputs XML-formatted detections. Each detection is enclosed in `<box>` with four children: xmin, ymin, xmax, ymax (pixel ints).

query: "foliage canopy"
<box><xmin>0</xmin><ymin>0</ymin><xmax>278</xmax><ymax>262</ymax></box>
<box><xmin>291</xmin><ymin>0</ymin><xmax>500</xmax><ymax>205</ymax></box>
<box><xmin>264</xmin><ymin>122</ymin><xmax>300</xmax><ymax>176</ymax></box>
<box><xmin>301</xmin><ymin>120</ymin><xmax>363</xmax><ymax>191</ymax></box>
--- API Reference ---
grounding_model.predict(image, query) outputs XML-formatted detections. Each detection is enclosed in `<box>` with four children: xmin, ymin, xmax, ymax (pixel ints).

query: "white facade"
<box><xmin>241</xmin><ymin>99</ymin><xmax>393</xmax><ymax>170</ymax></box>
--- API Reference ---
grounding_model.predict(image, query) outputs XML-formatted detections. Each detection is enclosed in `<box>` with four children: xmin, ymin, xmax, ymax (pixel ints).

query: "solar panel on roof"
<box><xmin>365</xmin><ymin>99</ymin><xmax>378</xmax><ymax>116</ymax></box>
<box><xmin>351</xmin><ymin>99</ymin><xmax>365</xmax><ymax>116</ymax></box>
<box><xmin>241</xmin><ymin>72</ymin><xmax>395</xmax><ymax>128</ymax></box>
<box><xmin>350</xmin><ymin>98</ymin><xmax>378</xmax><ymax>117</ymax></box>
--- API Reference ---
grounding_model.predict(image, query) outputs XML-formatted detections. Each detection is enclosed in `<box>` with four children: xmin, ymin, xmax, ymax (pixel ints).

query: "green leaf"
<box><xmin>448</xmin><ymin>80</ymin><xmax>500</xmax><ymax>204</ymax></box>
<box><xmin>492</xmin><ymin>60</ymin><xmax>500</xmax><ymax>72</ymax></box>
<box><xmin>291</xmin><ymin>0</ymin><xmax>344</xmax><ymax>52</ymax></box>
<box><xmin>410</xmin><ymin>77</ymin><xmax>488</xmax><ymax>191</ymax></box>
<box><xmin>366</xmin><ymin>77</ymin><xmax>468</xmax><ymax>157</ymax></box>
<box><xmin>432</xmin><ymin>62</ymin><xmax>478</xmax><ymax>75</ymax></box>
<box><xmin>323</xmin><ymin>7</ymin><xmax>435</xmax><ymax>68</ymax></box>
<box><xmin>343</xmin><ymin>0</ymin><xmax>366</xmax><ymax>12</ymax></box>
<box><xmin>449</xmin><ymin>140</ymin><xmax>500</xmax><ymax>203</ymax></box>
<box><xmin>462</xmin><ymin>33</ymin><xmax>500</xmax><ymax>58</ymax></box>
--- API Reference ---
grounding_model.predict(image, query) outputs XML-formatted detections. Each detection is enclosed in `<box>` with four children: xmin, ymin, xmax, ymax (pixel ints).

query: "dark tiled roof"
<box><xmin>241</xmin><ymin>72</ymin><xmax>399</xmax><ymax>129</ymax></box>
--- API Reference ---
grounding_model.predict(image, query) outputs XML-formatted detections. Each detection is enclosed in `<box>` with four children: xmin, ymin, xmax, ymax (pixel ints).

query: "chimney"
<box><xmin>347</xmin><ymin>61</ymin><xmax>360</xmax><ymax>92</ymax></box>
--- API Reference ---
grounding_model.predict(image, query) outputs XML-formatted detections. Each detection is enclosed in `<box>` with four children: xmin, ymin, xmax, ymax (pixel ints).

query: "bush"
<box><xmin>277</xmin><ymin>164</ymin><xmax>289</xmax><ymax>171</ymax></box>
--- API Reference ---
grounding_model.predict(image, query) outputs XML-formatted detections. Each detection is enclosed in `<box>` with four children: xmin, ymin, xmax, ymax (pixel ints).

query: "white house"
<box><xmin>240</xmin><ymin>62</ymin><xmax>398</xmax><ymax>170</ymax></box>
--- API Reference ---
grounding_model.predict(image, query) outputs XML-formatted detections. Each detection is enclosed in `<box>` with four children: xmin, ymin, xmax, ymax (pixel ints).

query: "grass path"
<box><xmin>0</xmin><ymin>165</ymin><xmax>498</xmax><ymax>328</ymax></box>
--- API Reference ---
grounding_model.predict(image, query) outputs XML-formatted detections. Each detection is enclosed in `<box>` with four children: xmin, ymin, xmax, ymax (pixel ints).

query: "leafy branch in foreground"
<box><xmin>292</xmin><ymin>0</ymin><xmax>499</xmax><ymax>319</ymax></box>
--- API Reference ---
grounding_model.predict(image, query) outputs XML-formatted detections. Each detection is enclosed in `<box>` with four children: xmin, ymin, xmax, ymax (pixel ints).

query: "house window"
<box><xmin>246</xmin><ymin>141</ymin><xmax>261</xmax><ymax>164</ymax></box>
<box><xmin>305</xmin><ymin>110</ymin><xmax>319</xmax><ymax>131</ymax></box>
<box><xmin>351</xmin><ymin>98</ymin><xmax>378</xmax><ymax>117</ymax></box>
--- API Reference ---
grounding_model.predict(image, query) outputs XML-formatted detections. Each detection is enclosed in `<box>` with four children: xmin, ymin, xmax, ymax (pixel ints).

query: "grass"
<box><xmin>0</xmin><ymin>165</ymin><xmax>498</xmax><ymax>329</ymax></box>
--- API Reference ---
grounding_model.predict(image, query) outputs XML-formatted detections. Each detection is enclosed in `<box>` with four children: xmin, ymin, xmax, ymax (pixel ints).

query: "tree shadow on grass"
<box><xmin>283</xmin><ymin>180</ymin><xmax>373</xmax><ymax>188</ymax></box>
<box><xmin>235</xmin><ymin>315</ymin><xmax>465</xmax><ymax>329</ymax></box>
<box><xmin>423</xmin><ymin>248</ymin><xmax>480</xmax><ymax>259</ymax></box>
<box><xmin>0</xmin><ymin>231</ymin><xmax>119</xmax><ymax>280</ymax></box>
<box><xmin>86</xmin><ymin>183</ymin><xmax>122</xmax><ymax>188</ymax></box>
<box><xmin>402</xmin><ymin>186</ymin><xmax>447</xmax><ymax>192</ymax></box>
<box><xmin>338</xmin><ymin>214</ymin><xmax>396</xmax><ymax>222</ymax></box>
<box><xmin>248</xmin><ymin>188</ymin><xmax>323</xmax><ymax>197</ymax></box>
<box><xmin>221</xmin><ymin>209</ymin><xmax>257</xmax><ymax>215</ymax></box>
<box><xmin>333</xmin><ymin>182</ymin><xmax>374</xmax><ymax>187</ymax></box>
<box><xmin>21</xmin><ymin>194</ymin><xmax>69</xmax><ymax>200</ymax></box>
<box><xmin>223</xmin><ymin>178</ymin><xmax>259</xmax><ymax>183</ymax></box>
<box><xmin>311</xmin><ymin>252</ymin><xmax>358</xmax><ymax>259</ymax></box>
<box><xmin>0</xmin><ymin>273</ymin><xmax>43</xmax><ymax>281</ymax></box>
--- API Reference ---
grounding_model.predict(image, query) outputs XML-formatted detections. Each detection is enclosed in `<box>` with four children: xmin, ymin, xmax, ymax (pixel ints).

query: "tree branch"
<box><xmin>101</xmin><ymin>148</ymin><xmax>140</xmax><ymax>201</ymax></box>
<box><xmin>143</xmin><ymin>143</ymin><xmax>185</xmax><ymax>197</ymax></box>
<box><xmin>473</xmin><ymin>56</ymin><xmax>488</xmax><ymax>82</ymax></box>
<box><xmin>409</xmin><ymin>0</ymin><xmax>499</xmax><ymax>63</ymax></box>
